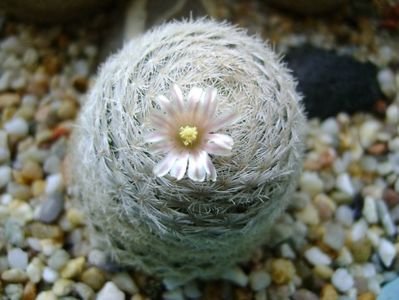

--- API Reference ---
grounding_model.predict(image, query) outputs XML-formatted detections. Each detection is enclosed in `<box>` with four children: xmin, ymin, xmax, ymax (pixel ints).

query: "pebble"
<box><xmin>362</xmin><ymin>196</ymin><xmax>378</xmax><ymax>224</ymax></box>
<box><xmin>5</xmin><ymin>283</ymin><xmax>24</xmax><ymax>300</ymax></box>
<box><xmin>386</xmin><ymin>104</ymin><xmax>399</xmax><ymax>124</ymax></box>
<box><xmin>36</xmin><ymin>291</ymin><xmax>57</xmax><ymax>300</ymax></box>
<box><xmin>350</xmin><ymin>238</ymin><xmax>372</xmax><ymax>263</ymax></box>
<box><xmin>321</xmin><ymin>284</ymin><xmax>338</xmax><ymax>300</ymax></box>
<box><xmin>359</xmin><ymin>120</ymin><xmax>381</xmax><ymax>148</ymax></box>
<box><xmin>80</xmin><ymin>266</ymin><xmax>106</xmax><ymax>290</ymax></box>
<box><xmin>271</xmin><ymin>259</ymin><xmax>296</xmax><ymax>285</ymax></box>
<box><xmin>249</xmin><ymin>270</ymin><xmax>272</xmax><ymax>291</ymax></box>
<box><xmin>48</xmin><ymin>249</ymin><xmax>70</xmax><ymax>270</ymax></box>
<box><xmin>378</xmin><ymin>68</ymin><xmax>396</xmax><ymax>98</ymax></box>
<box><xmin>112</xmin><ymin>272</ymin><xmax>138</xmax><ymax>295</ymax></box>
<box><xmin>97</xmin><ymin>281</ymin><xmax>125</xmax><ymax>300</ymax></box>
<box><xmin>336</xmin><ymin>247</ymin><xmax>353</xmax><ymax>266</ymax></box>
<box><xmin>26</xmin><ymin>257</ymin><xmax>44</xmax><ymax>283</ymax></box>
<box><xmin>42</xmin><ymin>267</ymin><xmax>59</xmax><ymax>283</ymax></box>
<box><xmin>335</xmin><ymin>205</ymin><xmax>354</xmax><ymax>227</ymax></box>
<box><xmin>295</xmin><ymin>203</ymin><xmax>320</xmax><ymax>226</ymax></box>
<box><xmin>376</xmin><ymin>199</ymin><xmax>397</xmax><ymax>236</ymax></box>
<box><xmin>73</xmin><ymin>282</ymin><xmax>95</xmax><ymax>300</ymax></box>
<box><xmin>4</xmin><ymin>117</ymin><xmax>29</xmax><ymax>137</ymax></box>
<box><xmin>304</xmin><ymin>247</ymin><xmax>332</xmax><ymax>266</ymax></box>
<box><xmin>45</xmin><ymin>173</ymin><xmax>64</xmax><ymax>195</ymax></box>
<box><xmin>351</xmin><ymin>219</ymin><xmax>368</xmax><ymax>241</ymax></box>
<box><xmin>299</xmin><ymin>172</ymin><xmax>324</xmax><ymax>196</ymax></box>
<box><xmin>323</xmin><ymin>223</ymin><xmax>345</xmax><ymax>250</ymax></box>
<box><xmin>88</xmin><ymin>249</ymin><xmax>107</xmax><ymax>266</ymax></box>
<box><xmin>43</xmin><ymin>155</ymin><xmax>61</xmax><ymax>174</ymax></box>
<box><xmin>52</xmin><ymin>278</ymin><xmax>74</xmax><ymax>296</ymax></box>
<box><xmin>0</xmin><ymin>93</ymin><xmax>20</xmax><ymax>108</ymax></box>
<box><xmin>313</xmin><ymin>265</ymin><xmax>333</xmax><ymax>280</ymax></box>
<box><xmin>21</xmin><ymin>160</ymin><xmax>43</xmax><ymax>181</ymax></box>
<box><xmin>0</xmin><ymin>165</ymin><xmax>11</xmax><ymax>188</ymax></box>
<box><xmin>163</xmin><ymin>288</ymin><xmax>184</xmax><ymax>300</ymax></box>
<box><xmin>378</xmin><ymin>238</ymin><xmax>397</xmax><ymax>267</ymax></box>
<box><xmin>30</xmin><ymin>222</ymin><xmax>63</xmax><ymax>239</ymax></box>
<box><xmin>37</xmin><ymin>193</ymin><xmax>64</xmax><ymax>223</ymax></box>
<box><xmin>1</xmin><ymin>268</ymin><xmax>28</xmax><ymax>282</ymax></box>
<box><xmin>331</xmin><ymin>268</ymin><xmax>354</xmax><ymax>292</ymax></box>
<box><xmin>221</xmin><ymin>267</ymin><xmax>248</xmax><ymax>287</ymax></box>
<box><xmin>23</xmin><ymin>281</ymin><xmax>37</xmax><ymax>300</ymax></box>
<box><xmin>292</xmin><ymin>289</ymin><xmax>318</xmax><ymax>300</ymax></box>
<box><xmin>358</xmin><ymin>292</ymin><xmax>376</xmax><ymax>300</ymax></box>
<box><xmin>60</xmin><ymin>256</ymin><xmax>85</xmax><ymax>279</ymax></box>
<box><xmin>336</xmin><ymin>173</ymin><xmax>355</xmax><ymax>196</ymax></box>
<box><xmin>7</xmin><ymin>248</ymin><xmax>28</xmax><ymax>270</ymax></box>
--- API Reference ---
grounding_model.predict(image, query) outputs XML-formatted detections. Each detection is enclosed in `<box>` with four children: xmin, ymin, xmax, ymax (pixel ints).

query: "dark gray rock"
<box><xmin>285</xmin><ymin>46</ymin><xmax>384</xmax><ymax>119</ymax></box>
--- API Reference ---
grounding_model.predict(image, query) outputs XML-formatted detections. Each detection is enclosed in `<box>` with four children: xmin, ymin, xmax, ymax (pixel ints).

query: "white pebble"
<box><xmin>377</xmin><ymin>161</ymin><xmax>393</xmax><ymax>175</ymax></box>
<box><xmin>351</xmin><ymin>219</ymin><xmax>368</xmax><ymax>241</ymax></box>
<box><xmin>7</xmin><ymin>248</ymin><xmax>28</xmax><ymax>270</ymax></box>
<box><xmin>359</xmin><ymin>120</ymin><xmax>381</xmax><ymax>148</ymax></box>
<box><xmin>332</xmin><ymin>268</ymin><xmax>354</xmax><ymax>292</ymax></box>
<box><xmin>221</xmin><ymin>267</ymin><xmax>248</xmax><ymax>287</ymax></box>
<box><xmin>45</xmin><ymin>173</ymin><xmax>64</xmax><ymax>195</ymax></box>
<box><xmin>249</xmin><ymin>270</ymin><xmax>271</xmax><ymax>291</ymax></box>
<box><xmin>389</xmin><ymin>138</ymin><xmax>399</xmax><ymax>153</ymax></box>
<box><xmin>299</xmin><ymin>172</ymin><xmax>324</xmax><ymax>196</ymax></box>
<box><xmin>362</xmin><ymin>196</ymin><xmax>378</xmax><ymax>224</ymax></box>
<box><xmin>4</xmin><ymin>117</ymin><xmax>29</xmax><ymax>137</ymax></box>
<box><xmin>335</xmin><ymin>205</ymin><xmax>354</xmax><ymax>227</ymax></box>
<box><xmin>36</xmin><ymin>291</ymin><xmax>57</xmax><ymax>300</ymax></box>
<box><xmin>97</xmin><ymin>282</ymin><xmax>125</xmax><ymax>300</ymax></box>
<box><xmin>336</xmin><ymin>247</ymin><xmax>353</xmax><ymax>266</ymax></box>
<box><xmin>336</xmin><ymin>173</ymin><xmax>355</xmax><ymax>196</ymax></box>
<box><xmin>0</xmin><ymin>165</ymin><xmax>11</xmax><ymax>188</ymax></box>
<box><xmin>378</xmin><ymin>68</ymin><xmax>396</xmax><ymax>97</ymax></box>
<box><xmin>386</xmin><ymin>104</ymin><xmax>399</xmax><ymax>124</ymax></box>
<box><xmin>378</xmin><ymin>239</ymin><xmax>397</xmax><ymax>267</ymax></box>
<box><xmin>304</xmin><ymin>247</ymin><xmax>331</xmax><ymax>266</ymax></box>
<box><xmin>43</xmin><ymin>267</ymin><xmax>59</xmax><ymax>283</ymax></box>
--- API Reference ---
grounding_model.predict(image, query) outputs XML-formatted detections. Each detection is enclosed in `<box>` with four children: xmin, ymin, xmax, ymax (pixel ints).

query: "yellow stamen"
<box><xmin>179</xmin><ymin>125</ymin><xmax>198</xmax><ymax>146</ymax></box>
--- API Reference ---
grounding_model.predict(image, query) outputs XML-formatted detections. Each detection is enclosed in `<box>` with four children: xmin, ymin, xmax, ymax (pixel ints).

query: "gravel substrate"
<box><xmin>1</xmin><ymin>1</ymin><xmax>399</xmax><ymax>300</ymax></box>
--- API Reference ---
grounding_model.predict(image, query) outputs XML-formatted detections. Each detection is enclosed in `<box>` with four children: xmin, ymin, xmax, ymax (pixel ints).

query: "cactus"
<box><xmin>71</xmin><ymin>19</ymin><xmax>306</xmax><ymax>279</ymax></box>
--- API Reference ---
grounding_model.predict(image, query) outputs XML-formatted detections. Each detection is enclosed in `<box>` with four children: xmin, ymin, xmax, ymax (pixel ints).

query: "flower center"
<box><xmin>179</xmin><ymin>125</ymin><xmax>198</xmax><ymax>146</ymax></box>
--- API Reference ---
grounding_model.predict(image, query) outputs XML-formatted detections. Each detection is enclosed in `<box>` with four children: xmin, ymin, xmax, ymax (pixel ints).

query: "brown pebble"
<box><xmin>357</xmin><ymin>292</ymin><xmax>376</xmax><ymax>300</ymax></box>
<box><xmin>271</xmin><ymin>259</ymin><xmax>296</xmax><ymax>285</ymax></box>
<box><xmin>350</xmin><ymin>238</ymin><xmax>372</xmax><ymax>263</ymax></box>
<box><xmin>43</xmin><ymin>55</ymin><xmax>61</xmax><ymax>75</ymax></box>
<box><xmin>21</xmin><ymin>160</ymin><xmax>43</xmax><ymax>182</ymax></box>
<box><xmin>234</xmin><ymin>287</ymin><xmax>252</xmax><ymax>300</ymax></box>
<box><xmin>0</xmin><ymin>93</ymin><xmax>21</xmax><ymax>108</ymax></box>
<box><xmin>321</xmin><ymin>284</ymin><xmax>338</xmax><ymax>300</ymax></box>
<box><xmin>72</xmin><ymin>76</ymin><xmax>89</xmax><ymax>92</ymax></box>
<box><xmin>383</xmin><ymin>188</ymin><xmax>399</xmax><ymax>208</ymax></box>
<box><xmin>22</xmin><ymin>281</ymin><xmax>36</xmax><ymax>300</ymax></box>
<box><xmin>367</xmin><ymin>143</ymin><xmax>388</xmax><ymax>155</ymax></box>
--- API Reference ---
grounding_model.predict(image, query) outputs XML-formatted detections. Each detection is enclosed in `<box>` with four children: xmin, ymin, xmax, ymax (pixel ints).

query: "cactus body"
<box><xmin>72</xmin><ymin>20</ymin><xmax>306</xmax><ymax>279</ymax></box>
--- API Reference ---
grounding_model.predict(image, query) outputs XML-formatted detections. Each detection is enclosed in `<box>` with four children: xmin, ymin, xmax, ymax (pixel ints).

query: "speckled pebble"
<box><xmin>271</xmin><ymin>259</ymin><xmax>296</xmax><ymax>285</ymax></box>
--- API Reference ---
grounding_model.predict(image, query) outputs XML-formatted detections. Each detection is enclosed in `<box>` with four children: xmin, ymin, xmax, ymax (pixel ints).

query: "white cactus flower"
<box><xmin>145</xmin><ymin>85</ymin><xmax>238</xmax><ymax>182</ymax></box>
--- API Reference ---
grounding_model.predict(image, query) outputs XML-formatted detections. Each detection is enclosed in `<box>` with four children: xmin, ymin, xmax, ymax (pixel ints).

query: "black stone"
<box><xmin>284</xmin><ymin>46</ymin><xmax>384</xmax><ymax>119</ymax></box>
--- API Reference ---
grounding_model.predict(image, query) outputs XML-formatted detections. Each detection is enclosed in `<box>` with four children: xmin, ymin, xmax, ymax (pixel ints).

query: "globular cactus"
<box><xmin>71</xmin><ymin>19</ymin><xmax>306</xmax><ymax>279</ymax></box>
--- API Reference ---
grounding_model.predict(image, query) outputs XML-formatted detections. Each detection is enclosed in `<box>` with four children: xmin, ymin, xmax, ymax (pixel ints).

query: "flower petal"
<box><xmin>210</xmin><ymin>111</ymin><xmax>240</xmax><ymax>131</ymax></box>
<box><xmin>202</xmin><ymin>87</ymin><xmax>218</xmax><ymax>117</ymax></box>
<box><xmin>204</xmin><ymin>142</ymin><xmax>232</xmax><ymax>156</ymax></box>
<box><xmin>148</xmin><ymin>112</ymin><xmax>173</xmax><ymax>129</ymax></box>
<box><xmin>156</xmin><ymin>95</ymin><xmax>176</xmax><ymax>115</ymax></box>
<box><xmin>153</xmin><ymin>152</ymin><xmax>179</xmax><ymax>177</ymax></box>
<box><xmin>187</xmin><ymin>153</ymin><xmax>206</xmax><ymax>182</ymax></box>
<box><xmin>202</xmin><ymin>152</ymin><xmax>217</xmax><ymax>181</ymax></box>
<box><xmin>148</xmin><ymin>142</ymin><xmax>173</xmax><ymax>154</ymax></box>
<box><xmin>207</xmin><ymin>133</ymin><xmax>234</xmax><ymax>149</ymax></box>
<box><xmin>171</xmin><ymin>84</ymin><xmax>184</xmax><ymax>112</ymax></box>
<box><xmin>144</xmin><ymin>131</ymin><xmax>168</xmax><ymax>143</ymax></box>
<box><xmin>169</xmin><ymin>152</ymin><xmax>189</xmax><ymax>180</ymax></box>
<box><xmin>187</xmin><ymin>87</ymin><xmax>203</xmax><ymax>111</ymax></box>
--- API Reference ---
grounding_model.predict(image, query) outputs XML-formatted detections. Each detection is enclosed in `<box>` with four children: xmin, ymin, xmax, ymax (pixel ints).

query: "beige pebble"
<box><xmin>0</xmin><ymin>93</ymin><xmax>21</xmax><ymax>108</ymax></box>
<box><xmin>52</xmin><ymin>278</ymin><xmax>74</xmax><ymax>296</ymax></box>
<box><xmin>321</xmin><ymin>284</ymin><xmax>338</xmax><ymax>300</ymax></box>
<box><xmin>80</xmin><ymin>267</ymin><xmax>106</xmax><ymax>290</ymax></box>
<box><xmin>295</xmin><ymin>203</ymin><xmax>320</xmax><ymax>226</ymax></box>
<box><xmin>313</xmin><ymin>265</ymin><xmax>333</xmax><ymax>280</ymax></box>
<box><xmin>36</xmin><ymin>291</ymin><xmax>57</xmax><ymax>300</ymax></box>
<box><xmin>1</xmin><ymin>268</ymin><xmax>28</xmax><ymax>282</ymax></box>
<box><xmin>30</xmin><ymin>222</ymin><xmax>63</xmax><ymax>240</ymax></box>
<box><xmin>66</xmin><ymin>208</ymin><xmax>86</xmax><ymax>227</ymax></box>
<box><xmin>32</xmin><ymin>180</ymin><xmax>46</xmax><ymax>197</ymax></box>
<box><xmin>271</xmin><ymin>259</ymin><xmax>296</xmax><ymax>285</ymax></box>
<box><xmin>60</xmin><ymin>256</ymin><xmax>85</xmax><ymax>279</ymax></box>
<box><xmin>357</xmin><ymin>292</ymin><xmax>376</xmax><ymax>300</ymax></box>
